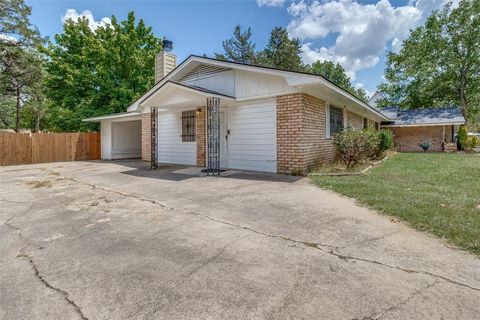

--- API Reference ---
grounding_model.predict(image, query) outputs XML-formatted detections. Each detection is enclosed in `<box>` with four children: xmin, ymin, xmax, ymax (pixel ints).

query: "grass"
<box><xmin>311</xmin><ymin>153</ymin><xmax>480</xmax><ymax>255</ymax></box>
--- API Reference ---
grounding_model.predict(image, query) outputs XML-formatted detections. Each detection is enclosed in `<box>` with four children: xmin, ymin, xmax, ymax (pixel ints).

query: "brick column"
<box><xmin>196</xmin><ymin>107</ymin><xmax>206</xmax><ymax>166</ymax></box>
<box><xmin>141</xmin><ymin>113</ymin><xmax>151</xmax><ymax>162</ymax></box>
<box><xmin>276</xmin><ymin>94</ymin><xmax>305</xmax><ymax>174</ymax></box>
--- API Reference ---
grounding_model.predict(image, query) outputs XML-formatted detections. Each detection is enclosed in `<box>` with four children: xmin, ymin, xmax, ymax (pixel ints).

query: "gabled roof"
<box><xmin>126</xmin><ymin>55</ymin><xmax>389</xmax><ymax>121</ymax></box>
<box><xmin>379</xmin><ymin>107</ymin><xmax>465</xmax><ymax>126</ymax></box>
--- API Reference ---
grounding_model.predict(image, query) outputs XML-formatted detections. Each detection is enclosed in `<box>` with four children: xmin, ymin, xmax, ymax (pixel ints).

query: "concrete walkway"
<box><xmin>1</xmin><ymin>160</ymin><xmax>479</xmax><ymax>320</ymax></box>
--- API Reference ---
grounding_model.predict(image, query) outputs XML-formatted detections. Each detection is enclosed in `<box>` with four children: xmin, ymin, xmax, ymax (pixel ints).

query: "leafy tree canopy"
<box><xmin>0</xmin><ymin>0</ymin><xmax>44</xmax><ymax>131</ymax></box>
<box><xmin>307</xmin><ymin>60</ymin><xmax>367</xmax><ymax>102</ymax></box>
<box><xmin>44</xmin><ymin>11</ymin><xmax>162</xmax><ymax>131</ymax></box>
<box><xmin>378</xmin><ymin>0</ymin><xmax>480</xmax><ymax>122</ymax></box>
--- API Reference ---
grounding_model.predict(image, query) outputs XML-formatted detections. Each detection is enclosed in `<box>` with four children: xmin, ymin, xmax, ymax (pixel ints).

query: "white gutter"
<box><xmin>83</xmin><ymin>112</ymin><xmax>141</xmax><ymax>122</ymax></box>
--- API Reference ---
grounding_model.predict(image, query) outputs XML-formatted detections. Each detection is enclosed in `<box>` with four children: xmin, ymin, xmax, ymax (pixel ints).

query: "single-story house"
<box><xmin>84</xmin><ymin>50</ymin><xmax>466</xmax><ymax>174</ymax></box>
<box><xmin>378</xmin><ymin>106</ymin><xmax>465</xmax><ymax>152</ymax></box>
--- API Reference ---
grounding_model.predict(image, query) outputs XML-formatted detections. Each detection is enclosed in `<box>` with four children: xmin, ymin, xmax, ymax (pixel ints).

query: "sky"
<box><xmin>25</xmin><ymin>0</ymin><xmax>455</xmax><ymax>97</ymax></box>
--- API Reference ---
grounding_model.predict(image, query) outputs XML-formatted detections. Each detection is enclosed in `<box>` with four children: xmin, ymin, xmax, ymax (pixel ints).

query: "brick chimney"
<box><xmin>155</xmin><ymin>39</ymin><xmax>176</xmax><ymax>82</ymax></box>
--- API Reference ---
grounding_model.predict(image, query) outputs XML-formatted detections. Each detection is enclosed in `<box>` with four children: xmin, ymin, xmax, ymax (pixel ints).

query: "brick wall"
<box><xmin>141</xmin><ymin>113</ymin><xmax>151</xmax><ymax>162</ymax></box>
<box><xmin>347</xmin><ymin>111</ymin><xmax>363</xmax><ymax>129</ymax></box>
<box><xmin>386</xmin><ymin>125</ymin><xmax>452</xmax><ymax>152</ymax></box>
<box><xmin>276</xmin><ymin>93</ymin><xmax>336</xmax><ymax>174</ymax></box>
<box><xmin>196</xmin><ymin>107</ymin><xmax>206</xmax><ymax>166</ymax></box>
<box><xmin>277</xmin><ymin>94</ymin><xmax>304</xmax><ymax>174</ymax></box>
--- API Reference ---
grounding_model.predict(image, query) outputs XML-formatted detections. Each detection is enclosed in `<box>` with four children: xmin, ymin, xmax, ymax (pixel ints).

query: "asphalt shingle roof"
<box><xmin>375</xmin><ymin>107</ymin><xmax>465</xmax><ymax>125</ymax></box>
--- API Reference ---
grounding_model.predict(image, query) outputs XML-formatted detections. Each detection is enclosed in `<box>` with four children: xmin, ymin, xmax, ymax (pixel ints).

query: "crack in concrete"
<box><xmin>337</xmin><ymin>231</ymin><xmax>402</xmax><ymax>250</ymax></box>
<box><xmin>49</xmin><ymin>170</ymin><xmax>480</xmax><ymax>294</ymax></box>
<box><xmin>171</xmin><ymin>234</ymin><xmax>249</xmax><ymax>290</ymax></box>
<box><xmin>374</xmin><ymin>279</ymin><xmax>438</xmax><ymax>319</ymax></box>
<box><xmin>17</xmin><ymin>253</ymin><xmax>88</xmax><ymax>320</ymax></box>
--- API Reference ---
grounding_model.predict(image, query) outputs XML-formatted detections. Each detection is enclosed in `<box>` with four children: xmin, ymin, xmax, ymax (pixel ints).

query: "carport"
<box><xmin>84</xmin><ymin>112</ymin><xmax>142</xmax><ymax>160</ymax></box>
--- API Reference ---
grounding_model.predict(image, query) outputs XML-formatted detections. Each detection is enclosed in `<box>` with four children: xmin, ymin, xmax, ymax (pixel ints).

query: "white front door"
<box><xmin>220</xmin><ymin>108</ymin><xmax>228</xmax><ymax>169</ymax></box>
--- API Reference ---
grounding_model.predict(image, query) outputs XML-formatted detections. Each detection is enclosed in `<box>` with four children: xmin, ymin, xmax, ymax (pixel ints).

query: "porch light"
<box><xmin>196</xmin><ymin>108</ymin><xmax>202</xmax><ymax>115</ymax></box>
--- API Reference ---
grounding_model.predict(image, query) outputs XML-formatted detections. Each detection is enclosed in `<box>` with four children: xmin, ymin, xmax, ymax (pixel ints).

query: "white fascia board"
<box><xmin>138</xmin><ymin>81</ymin><xmax>234</xmax><ymax>112</ymax></box>
<box><xmin>83</xmin><ymin>112</ymin><xmax>141</xmax><ymax>122</ymax></box>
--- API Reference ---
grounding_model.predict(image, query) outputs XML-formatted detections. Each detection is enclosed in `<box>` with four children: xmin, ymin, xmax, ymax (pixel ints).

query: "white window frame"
<box><xmin>325</xmin><ymin>103</ymin><xmax>330</xmax><ymax>139</ymax></box>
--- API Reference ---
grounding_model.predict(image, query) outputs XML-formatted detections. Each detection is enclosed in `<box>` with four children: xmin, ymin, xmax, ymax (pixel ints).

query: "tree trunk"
<box><xmin>34</xmin><ymin>110</ymin><xmax>40</xmax><ymax>132</ymax></box>
<box><xmin>459</xmin><ymin>73</ymin><xmax>468</xmax><ymax>122</ymax></box>
<box><xmin>15</xmin><ymin>87</ymin><xmax>20</xmax><ymax>132</ymax></box>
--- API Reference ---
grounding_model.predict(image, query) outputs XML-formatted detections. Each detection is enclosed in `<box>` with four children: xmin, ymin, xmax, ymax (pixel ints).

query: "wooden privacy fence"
<box><xmin>0</xmin><ymin>132</ymin><xmax>100</xmax><ymax>166</ymax></box>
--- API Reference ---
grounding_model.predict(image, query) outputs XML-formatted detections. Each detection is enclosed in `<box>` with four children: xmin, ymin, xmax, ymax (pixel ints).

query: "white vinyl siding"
<box><xmin>227</xmin><ymin>99</ymin><xmax>277</xmax><ymax>172</ymax></box>
<box><xmin>157</xmin><ymin>110</ymin><xmax>196</xmax><ymax>165</ymax></box>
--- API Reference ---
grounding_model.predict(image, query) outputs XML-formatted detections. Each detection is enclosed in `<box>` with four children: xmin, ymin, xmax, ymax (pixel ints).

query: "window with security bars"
<box><xmin>329</xmin><ymin>106</ymin><xmax>343</xmax><ymax>135</ymax></box>
<box><xmin>181</xmin><ymin>110</ymin><xmax>196</xmax><ymax>142</ymax></box>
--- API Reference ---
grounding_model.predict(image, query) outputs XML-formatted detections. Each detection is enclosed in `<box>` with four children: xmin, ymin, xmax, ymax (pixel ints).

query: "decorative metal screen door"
<box><xmin>206</xmin><ymin>97</ymin><xmax>220</xmax><ymax>175</ymax></box>
<box><xmin>150</xmin><ymin>107</ymin><xmax>158</xmax><ymax>170</ymax></box>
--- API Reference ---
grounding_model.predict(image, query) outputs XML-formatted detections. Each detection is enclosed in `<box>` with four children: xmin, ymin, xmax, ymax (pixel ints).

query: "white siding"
<box><xmin>234</xmin><ymin>70</ymin><xmax>295</xmax><ymax>99</ymax></box>
<box><xmin>180</xmin><ymin>69</ymin><xmax>235</xmax><ymax>97</ymax></box>
<box><xmin>227</xmin><ymin>99</ymin><xmax>277</xmax><ymax>172</ymax></box>
<box><xmin>100</xmin><ymin>121</ymin><xmax>112</xmax><ymax>160</ymax></box>
<box><xmin>157</xmin><ymin>110</ymin><xmax>196</xmax><ymax>165</ymax></box>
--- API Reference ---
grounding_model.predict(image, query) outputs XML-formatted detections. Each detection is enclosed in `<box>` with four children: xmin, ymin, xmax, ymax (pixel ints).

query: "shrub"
<box><xmin>419</xmin><ymin>142</ymin><xmax>431</xmax><ymax>152</ymax></box>
<box><xmin>457</xmin><ymin>125</ymin><xmax>468</xmax><ymax>150</ymax></box>
<box><xmin>333</xmin><ymin>128</ymin><xmax>380</xmax><ymax>168</ymax></box>
<box><xmin>463</xmin><ymin>135</ymin><xmax>479</xmax><ymax>152</ymax></box>
<box><xmin>377</xmin><ymin>129</ymin><xmax>394</xmax><ymax>155</ymax></box>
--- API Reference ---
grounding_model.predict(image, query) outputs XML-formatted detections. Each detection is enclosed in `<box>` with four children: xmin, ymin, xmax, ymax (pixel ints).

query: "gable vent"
<box><xmin>179</xmin><ymin>64</ymin><xmax>230</xmax><ymax>83</ymax></box>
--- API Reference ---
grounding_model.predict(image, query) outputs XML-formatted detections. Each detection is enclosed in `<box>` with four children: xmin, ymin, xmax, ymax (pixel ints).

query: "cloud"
<box><xmin>257</xmin><ymin>0</ymin><xmax>285</xmax><ymax>7</ymax></box>
<box><xmin>61</xmin><ymin>9</ymin><xmax>111</xmax><ymax>31</ymax></box>
<box><xmin>287</xmin><ymin>0</ymin><xmax>452</xmax><ymax>79</ymax></box>
<box><xmin>0</xmin><ymin>34</ymin><xmax>17</xmax><ymax>44</ymax></box>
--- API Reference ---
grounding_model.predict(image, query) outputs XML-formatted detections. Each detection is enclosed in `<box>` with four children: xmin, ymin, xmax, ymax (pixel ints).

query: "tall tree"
<box><xmin>0</xmin><ymin>0</ymin><xmax>44</xmax><ymax>131</ymax></box>
<box><xmin>307</xmin><ymin>60</ymin><xmax>367</xmax><ymax>102</ymax></box>
<box><xmin>261</xmin><ymin>27</ymin><xmax>304</xmax><ymax>71</ymax></box>
<box><xmin>44</xmin><ymin>12</ymin><xmax>163</xmax><ymax>131</ymax></box>
<box><xmin>378</xmin><ymin>0</ymin><xmax>480</xmax><ymax>121</ymax></box>
<box><xmin>214</xmin><ymin>25</ymin><xmax>257</xmax><ymax>64</ymax></box>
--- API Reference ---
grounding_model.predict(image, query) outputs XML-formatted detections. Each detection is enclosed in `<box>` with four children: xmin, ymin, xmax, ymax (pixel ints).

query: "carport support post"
<box><xmin>150</xmin><ymin>107</ymin><xmax>158</xmax><ymax>170</ymax></box>
<box><xmin>206</xmin><ymin>97</ymin><xmax>220</xmax><ymax>175</ymax></box>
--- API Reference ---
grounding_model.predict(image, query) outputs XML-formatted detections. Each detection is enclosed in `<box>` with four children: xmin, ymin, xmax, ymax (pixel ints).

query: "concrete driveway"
<box><xmin>1</xmin><ymin>160</ymin><xmax>479</xmax><ymax>320</ymax></box>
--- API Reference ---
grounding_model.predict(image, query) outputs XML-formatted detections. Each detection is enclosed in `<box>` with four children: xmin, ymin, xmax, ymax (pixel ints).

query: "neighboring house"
<box><xmin>84</xmin><ymin>51</ymin><xmax>465</xmax><ymax>174</ymax></box>
<box><xmin>367</xmin><ymin>92</ymin><xmax>465</xmax><ymax>152</ymax></box>
<box><xmin>368</xmin><ymin>91</ymin><xmax>385</xmax><ymax>108</ymax></box>
<box><xmin>380</xmin><ymin>107</ymin><xmax>464</xmax><ymax>152</ymax></box>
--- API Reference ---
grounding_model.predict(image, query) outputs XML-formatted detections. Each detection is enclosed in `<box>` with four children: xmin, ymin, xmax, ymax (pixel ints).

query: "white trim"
<box><xmin>83</xmin><ymin>112</ymin><xmax>141</xmax><ymax>122</ymax></box>
<box><xmin>140</xmin><ymin>81</ymin><xmax>234</xmax><ymax>108</ymax></box>
<box><xmin>325</xmin><ymin>103</ymin><xmax>331</xmax><ymax>139</ymax></box>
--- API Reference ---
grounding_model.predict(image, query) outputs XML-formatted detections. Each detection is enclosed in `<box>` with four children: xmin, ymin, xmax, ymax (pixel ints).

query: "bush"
<box><xmin>463</xmin><ymin>135</ymin><xmax>479</xmax><ymax>152</ymax></box>
<box><xmin>457</xmin><ymin>125</ymin><xmax>468</xmax><ymax>150</ymax></box>
<box><xmin>333</xmin><ymin>128</ymin><xmax>380</xmax><ymax>168</ymax></box>
<box><xmin>377</xmin><ymin>129</ymin><xmax>394</xmax><ymax>155</ymax></box>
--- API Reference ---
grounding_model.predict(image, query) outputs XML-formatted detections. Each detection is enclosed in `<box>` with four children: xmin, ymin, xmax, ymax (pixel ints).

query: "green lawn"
<box><xmin>311</xmin><ymin>153</ymin><xmax>480</xmax><ymax>255</ymax></box>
